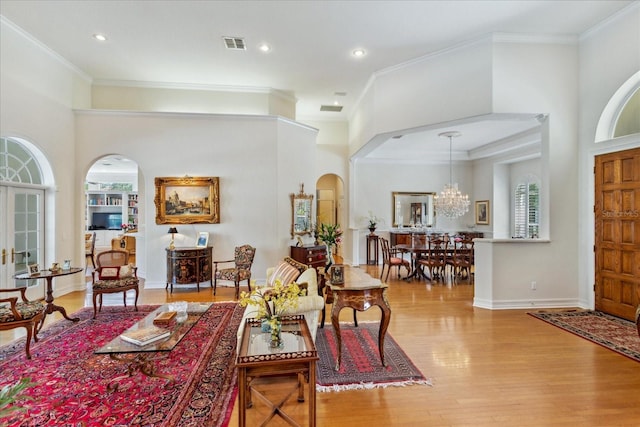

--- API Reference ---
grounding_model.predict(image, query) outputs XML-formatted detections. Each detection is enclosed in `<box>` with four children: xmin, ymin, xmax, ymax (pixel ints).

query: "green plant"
<box><xmin>0</xmin><ymin>378</ymin><xmax>33</xmax><ymax>417</ymax></box>
<box><xmin>317</xmin><ymin>223</ymin><xmax>343</xmax><ymax>247</ymax></box>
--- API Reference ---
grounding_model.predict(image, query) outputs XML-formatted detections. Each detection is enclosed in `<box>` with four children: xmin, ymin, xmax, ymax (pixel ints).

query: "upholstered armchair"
<box><xmin>236</xmin><ymin>257</ymin><xmax>325</xmax><ymax>347</ymax></box>
<box><xmin>0</xmin><ymin>287</ymin><xmax>46</xmax><ymax>359</ymax></box>
<box><xmin>91</xmin><ymin>249</ymin><xmax>139</xmax><ymax>319</ymax></box>
<box><xmin>213</xmin><ymin>244</ymin><xmax>256</xmax><ymax>299</ymax></box>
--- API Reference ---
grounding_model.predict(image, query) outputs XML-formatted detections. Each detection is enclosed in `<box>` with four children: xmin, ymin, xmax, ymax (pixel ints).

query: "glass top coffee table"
<box><xmin>95</xmin><ymin>302</ymin><xmax>212</xmax><ymax>391</ymax></box>
<box><xmin>236</xmin><ymin>315</ymin><xmax>318</xmax><ymax>427</ymax></box>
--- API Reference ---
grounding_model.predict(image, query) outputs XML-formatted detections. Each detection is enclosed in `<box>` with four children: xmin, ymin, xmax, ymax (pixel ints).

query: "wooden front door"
<box><xmin>594</xmin><ymin>147</ymin><xmax>640</xmax><ymax>321</ymax></box>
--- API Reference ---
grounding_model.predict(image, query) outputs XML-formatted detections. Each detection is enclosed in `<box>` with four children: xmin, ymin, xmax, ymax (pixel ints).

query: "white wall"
<box><xmin>1</xmin><ymin>18</ymin><xmax>91</xmax><ymax>296</ymax></box>
<box><xmin>75</xmin><ymin>111</ymin><xmax>317</xmax><ymax>287</ymax></box>
<box><xmin>578</xmin><ymin>3</ymin><xmax>640</xmax><ymax>309</ymax></box>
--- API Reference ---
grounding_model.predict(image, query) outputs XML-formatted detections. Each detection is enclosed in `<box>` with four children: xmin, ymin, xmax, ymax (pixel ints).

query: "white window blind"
<box><xmin>514</xmin><ymin>181</ymin><xmax>539</xmax><ymax>238</ymax></box>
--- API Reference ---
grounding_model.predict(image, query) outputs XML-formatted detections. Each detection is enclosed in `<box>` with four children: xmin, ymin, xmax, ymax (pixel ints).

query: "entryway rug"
<box><xmin>315</xmin><ymin>322</ymin><xmax>432</xmax><ymax>392</ymax></box>
<box><xmin>528</xmin><ymin>310</ymin><xmax>640</xmax><ymax>363</ymax></box>
<box><xmin>0</xmin><ymin>303</ymin><xmax>244</xmax><ymax>426</ymax></box>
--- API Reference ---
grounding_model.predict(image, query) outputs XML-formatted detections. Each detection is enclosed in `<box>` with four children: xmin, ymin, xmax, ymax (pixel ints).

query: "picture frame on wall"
<box><xmin>154</xmin><ymin>176</ymin><xmax>220</xmax><ymax>224</ymax></box>
<box><xmin>196</xmin><ymin>231</ymin><xmax>209</xmax><ymax>248</ymax></box>
<box><xmin>475</xmin><ymin>200</ymin><xmax>490</xmax><ymax>225</ymax></box>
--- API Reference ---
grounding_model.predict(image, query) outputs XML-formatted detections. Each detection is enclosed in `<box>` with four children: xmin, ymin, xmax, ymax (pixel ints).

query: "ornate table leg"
<box><xmin>38</xmin><ymin>277</ymin><xmax>79</xmax><ymax>332</ymax></box>
<box><xmin>376</xmin><ymin>289</ymin><xmax>392</xmax><ymax>367</ymax></box>
<box><xmin>331</xmin><ymin>300</ymin><xmax>344</xmax><ymax>371</ymax></box>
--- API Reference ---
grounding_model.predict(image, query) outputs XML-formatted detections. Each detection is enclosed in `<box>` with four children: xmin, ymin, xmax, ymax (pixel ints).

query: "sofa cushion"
<box><xmin>267</xmin><ymin>261</ymin><xmax>301</xmax><ymax>287</ymax></box>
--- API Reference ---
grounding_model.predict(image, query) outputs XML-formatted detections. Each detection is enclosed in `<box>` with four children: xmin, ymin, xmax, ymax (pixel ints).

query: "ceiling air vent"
<box><xmin>223</xmin><ymin>37</ymin><xmax>246</xmax><ymax>50</ymax></box>
<box><xmin>320</xmin><ymin>105</ymin><xmax>343</xmax><ymax>112</ymax></box>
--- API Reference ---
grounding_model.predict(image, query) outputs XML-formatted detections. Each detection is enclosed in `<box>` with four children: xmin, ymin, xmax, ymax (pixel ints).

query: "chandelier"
<box><xmin>434</xmin><ymin>131</ymin><xmax>470</xmax><ymax>218</ymax></box>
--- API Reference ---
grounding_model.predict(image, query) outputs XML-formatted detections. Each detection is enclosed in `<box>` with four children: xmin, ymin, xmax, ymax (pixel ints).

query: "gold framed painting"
<box><xmin>155</xmin><ymin>176</ymin><xmax>220</xmax><ymax>224</ymax></box>
<box><xmin>475</xmin><ymin>200</ymin><xmax>489</xmax><ymax>225</ymax></box>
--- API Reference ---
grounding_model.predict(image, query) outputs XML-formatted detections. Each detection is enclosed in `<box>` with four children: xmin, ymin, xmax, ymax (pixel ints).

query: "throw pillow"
<box><xmin>268</xmin><ymin>261</ymin><xmax>301</xmax><ymax>287</ymax></box>
<box><xmin>283</xmin><ymin>257</ymin><xmax>308</xmax><ymax>275</ymax></box>
<box><xmin>119</xmin><ymin>264</ymin><xmax>134</xmax><ymax>278</ymax></box>
<box><xmin>99</xmin><ymin>266</ymin><xmax>121</xmax><ymax>280</ymax></box>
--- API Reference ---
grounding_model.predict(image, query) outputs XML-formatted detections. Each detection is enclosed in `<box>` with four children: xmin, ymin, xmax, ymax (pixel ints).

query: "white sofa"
<box><xmin>236</xmin><ymin>261</ymin><xmax>325</xmax><ymax>348</ymax></box>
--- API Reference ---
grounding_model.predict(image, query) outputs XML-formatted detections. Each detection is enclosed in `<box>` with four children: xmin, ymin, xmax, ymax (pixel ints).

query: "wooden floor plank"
<box><xmin>2</xmin><ymin>265</ymin><xmax>640</xmax><ymax>426</ymax></box>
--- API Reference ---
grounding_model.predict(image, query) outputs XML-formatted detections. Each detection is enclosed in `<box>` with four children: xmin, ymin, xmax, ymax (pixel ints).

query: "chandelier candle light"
<box><xmin>434</xmin><ymin>131</ymin><xmax>470</xmax><ymax>218</ymax></box>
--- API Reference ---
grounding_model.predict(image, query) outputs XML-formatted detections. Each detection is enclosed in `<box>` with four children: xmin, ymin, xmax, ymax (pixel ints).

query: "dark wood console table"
<box><xmin>165</xmin><ymin>247</ymin><xmax>212</xmax><ymax>293</ymax></box>
<box><xmin>290</xmin><ymin>244</ymin><xmax>328</xmax><ymax>326</ymax></box>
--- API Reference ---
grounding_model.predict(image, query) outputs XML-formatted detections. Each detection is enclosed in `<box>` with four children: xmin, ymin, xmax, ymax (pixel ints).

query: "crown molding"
<box><xmin>1</xmin><ymin>16</ymin><xmax>92</xmax><ymax>83</ymax></box>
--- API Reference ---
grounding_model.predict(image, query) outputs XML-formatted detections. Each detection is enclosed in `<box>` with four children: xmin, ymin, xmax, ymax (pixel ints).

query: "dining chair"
<box><xmin>417</xmin><ymin>238</ymin><xmax>448</xmax><ymax>281</ymax></box>
<box><xmin>91</xmin><ymin>249</ymin><xmax>139</xmax><ymax>318</ymax></box>
<box><xmin>447</xmin><ymin>238</ymin><xmax>474</xmax><ymax>281</ymax></box>
<box><xmin>213</xmin><ymin>244</ymin><xmax>256</xmax><ymax>299</ymax></box>
<box><xmin>0</xmin><ymin>287</ymin><xmax>46</xmax><ymax>359</ymax></box>
<box><xmin>379</xmin><ymin>237</ymin><xmax>410</xmax><ymax>281</ymax></box>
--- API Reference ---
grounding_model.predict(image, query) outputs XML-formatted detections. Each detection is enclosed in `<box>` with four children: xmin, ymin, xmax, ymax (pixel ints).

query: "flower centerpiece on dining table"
<box><xmin>239</xmin><ymin>279</ymin><xmax>305</xmax><ymax>348</ymax></box>
<box><xmin>317</xmin><ymin>223</ymin><xmax>343</xmax><ymax>268</ymax></box>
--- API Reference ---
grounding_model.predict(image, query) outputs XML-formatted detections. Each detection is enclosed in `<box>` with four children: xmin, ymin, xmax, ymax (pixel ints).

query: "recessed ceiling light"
<box><xmin>93</xmin><ymin>34</ymin><xmax>107</xmax><ymax>42</ymax></box>
<box><xmin>258</xmin><ymin>43</ymin><xmax>271</xmax><ymax>52</ymax></box>
<box><xmin>352</xmin><ymin>49</ymin><xmax>366</xmax><ymax>57</ymax></box>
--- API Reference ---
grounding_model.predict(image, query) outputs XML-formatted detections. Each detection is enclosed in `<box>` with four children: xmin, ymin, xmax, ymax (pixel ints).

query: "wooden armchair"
<box><xmin>0</xmin><ymin>287</ymin><xmax>46</xmax><ymax>359</ymax></box>
<box><xmin>91</xmin><ymin>249</ymin><xmax>139</xmax><ymax>319</ymax></box>
<box><xmin>213</xmin><ymin>244</ymin><xmax>256</xmax><ymax>299</ymax></box>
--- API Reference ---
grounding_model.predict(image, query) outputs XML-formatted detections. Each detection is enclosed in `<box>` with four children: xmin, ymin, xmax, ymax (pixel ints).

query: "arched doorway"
<box><xmin>316</xmin><ymin>174</ymin><xmax>345</xmax><ymax>258</ymax></box>
<box><xmin>592</xmin><ymin>72</ymin><xmax>640</xmax><ymax>320</ymax></box>
<box><xmin>85</xmin><ymin>155</ymin><xmax>140</xmax><ymax>267</ymax></box>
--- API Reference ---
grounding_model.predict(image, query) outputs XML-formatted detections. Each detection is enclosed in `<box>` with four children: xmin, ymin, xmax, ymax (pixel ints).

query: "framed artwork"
<box><xmin>196</xmin><ymin>231</ymin><xmax>209</xmax><ymax>248</ymax></box>
<box><xmin>330</xmin><ymin>264</ymin><xmax>344</xmax><ymax>285</ymax></box>
<box><xmin>475</xmin><ymin>200</ymin><xmax>490</xmax><ymax>225</ymax></box>
<box><xmin>29</xmin><ymin>264</ymin><xmax>40</xmax><ymax>276</ymax></box>
<box><xmin>155</xmin><ymin>176</ymin><xmax>220</xmax><ymax>224</ymax></box>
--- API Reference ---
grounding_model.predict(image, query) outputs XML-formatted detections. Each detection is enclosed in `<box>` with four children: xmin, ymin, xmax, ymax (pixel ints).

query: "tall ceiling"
<box><xmin>1</xmin><ymin>0</ymin><xmax>634</xmax><ymax>163</ymax></box>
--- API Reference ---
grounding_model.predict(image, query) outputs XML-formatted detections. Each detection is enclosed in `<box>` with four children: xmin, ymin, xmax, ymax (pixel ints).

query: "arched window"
<box><xmin>1</xmin><ymin>137</ymin><xmax>45</xmax><ymax>284</ymax></box>
<box><xmin>514</xmin><ymin>176</ymin><xmax>540</xmax><ymax>238</ymax></box>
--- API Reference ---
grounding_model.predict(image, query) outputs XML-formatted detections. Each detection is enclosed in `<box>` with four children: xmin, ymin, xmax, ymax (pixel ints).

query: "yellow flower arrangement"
<box><xmin>239</xmin><ymin>279</ymin><xmax>306</xmax><ymax>345</ymax></box>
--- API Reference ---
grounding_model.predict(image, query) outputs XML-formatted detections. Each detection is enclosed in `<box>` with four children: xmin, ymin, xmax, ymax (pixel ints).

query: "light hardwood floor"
<box><xmin>3</xmin><ymin>266</ymin><xmax>640</xmax><ymax>426</ymax></box>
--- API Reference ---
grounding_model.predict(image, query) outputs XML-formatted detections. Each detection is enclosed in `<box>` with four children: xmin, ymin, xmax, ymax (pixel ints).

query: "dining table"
<box><xmin>394</xmin><ymin>242</ymin><xmax>460</xmax><ymax>281</ymax></box>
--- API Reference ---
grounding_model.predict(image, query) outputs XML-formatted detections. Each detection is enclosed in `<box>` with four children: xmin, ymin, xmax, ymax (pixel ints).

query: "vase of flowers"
<box><xmin>239</xmin><ymin>279</ymin><xmax>304</xmax><ymax>349</ymax></box>
<box><xmin>317</xmin><ymin>223</ymin><xmax>343</xmax><ymax>269</ymax></box>
<box><xmin>367</xmin><ymin>211</ymin><xmax>380</xmax><ymax>234</ymax></box>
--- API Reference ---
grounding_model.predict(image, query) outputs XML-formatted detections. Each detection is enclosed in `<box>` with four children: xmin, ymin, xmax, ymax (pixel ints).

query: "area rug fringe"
<box><xmin>316</xmin><ymin>378</ymin><xmax>432</xmax><ymax>393</ymax></box>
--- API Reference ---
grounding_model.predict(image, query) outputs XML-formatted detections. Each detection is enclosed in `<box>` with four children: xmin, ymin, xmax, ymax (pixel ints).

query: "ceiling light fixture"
<box><xmin>434</xmin><ymin>131</ymin><xmax>470</xmax><ymax>219</ymax></box>
<box><xmin>352</xmin><ymin>49</ymin><xmax>366</xmax><ymax>57</ymax></box>
<box><xmin>93</xmin><ymin>34</ymin><xmax>107</xmax><ymax>42</ymax></box>
<box><xmin>258</xmin><ymin>43</ymin><xmax>271</xmax><ymax>52</ymax></box>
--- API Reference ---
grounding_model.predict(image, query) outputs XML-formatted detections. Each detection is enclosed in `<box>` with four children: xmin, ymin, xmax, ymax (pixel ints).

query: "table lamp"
<box><xmin>168</xmin><ymin>227</ymin><xmax>178</xmax><ymax>249</ymax></box>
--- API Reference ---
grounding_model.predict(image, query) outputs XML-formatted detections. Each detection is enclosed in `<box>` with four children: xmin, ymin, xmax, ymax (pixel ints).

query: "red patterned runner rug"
<box><xmin>0</xmin><ymin>303</ymin><xmax>244</xmax><ymax>426</ymax></box>
<box><xmin>315</xmin><ymin>322</ymin><xmax>431</xmax><ymax>392</ymax></box>
<box><xmin>528</xmin><ymin>310</ymin><xmax>640</xmax><ymax>363</ymax></box>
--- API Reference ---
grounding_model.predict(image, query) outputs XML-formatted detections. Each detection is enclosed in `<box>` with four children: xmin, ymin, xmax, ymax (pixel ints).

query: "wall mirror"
<box><xmin>392</xmin><ymin>192</ymin><xmax>436</xmax><ymax>227</ymax></box>
<box><xmin>291</xmin><ymin>184</ymin><xmax>314</xmax><ymax>238</ymax></box>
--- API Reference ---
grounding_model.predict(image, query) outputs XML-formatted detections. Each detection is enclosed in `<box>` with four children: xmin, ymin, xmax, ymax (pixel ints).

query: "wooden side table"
<box><xmin>165</xmin><ymin>247</ymin><xmax>212</xmax><ymax>292</ymax></box>
<box><xmin>328</xmin><ymin>267</ymin><xmax>391</xmax><ymax>370</ymax></box>
<box><xmin>366</xmin><ymin>234</ymin><xmax>379</xmax><ymax>265</ymax></box>
<box><xmin>236</xmin><ymin>315</ymin><xmax>318</xmax><ymax>427</ymax></box>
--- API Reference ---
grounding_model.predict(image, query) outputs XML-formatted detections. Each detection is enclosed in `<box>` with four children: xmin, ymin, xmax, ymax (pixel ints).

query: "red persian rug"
<box><xmin>314</xmin><ymin>322</ymin><xmax>431</xmax><ymax>392</ymax></box>
<box><xmin>528</xmin><ymin>310</ymin><xmax>640</xmax><ymax>363</ymax></box>
<box><xmin>0</xmin><ymin>303</ymin><xmax>244</xmax><ymax>427</ymax></box>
